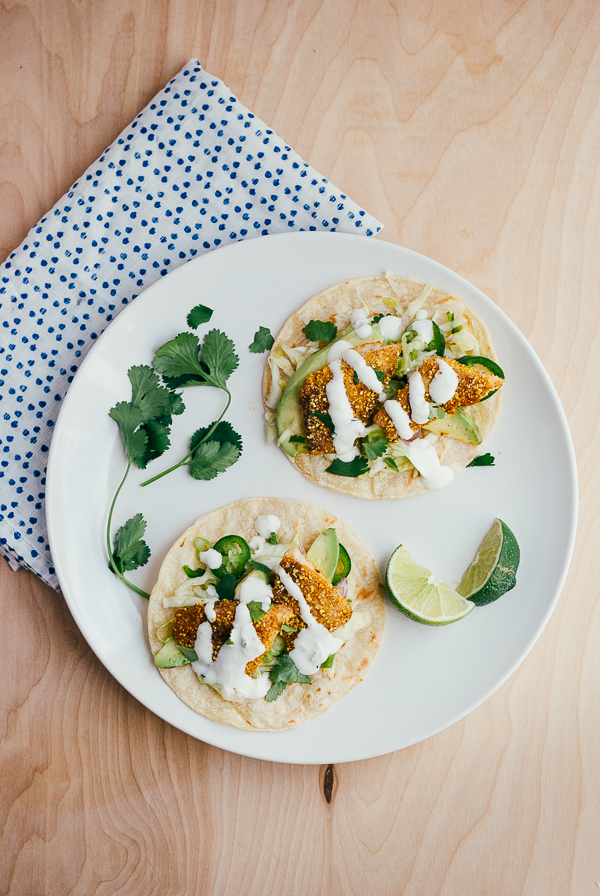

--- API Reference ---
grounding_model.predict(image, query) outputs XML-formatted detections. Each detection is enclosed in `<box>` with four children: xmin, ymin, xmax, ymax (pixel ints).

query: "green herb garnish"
<box><xmin>326</xmin><ymin>456</ymin><xmax>369</xmax><ymax>478</ymax></box>
<box><xmin>249</xmin><ymin>326</ymin><xmax>274</xmax><ymax>353</ymax></box>
<box><xmin>265</xmin><ymin>654</ymin><xmax>311</xmax><ymax>702</ymax></box>
<box><xmin>426</xmin><ymin>320</ymin><xmax>445</xmax><ymax>357</ymax></box>
<box><xmin>467</xmin><ymin>453</ymin><xmax>495</xmax><ymax>467</ymax></box>
<box><xmin>311</xmin><ymin>411</ymin><xmax>334</xmax><ymax>432</ymax></box>
<box><xmin>303</xmin><ymin>320</ymin><xmax>338</xmax><ymax>343</ymax></box>
<box><xmin>248</xmin><ymin>601</ymin><xmax>267</xmax><ymax>622</ymax></box>
<box><xmin>107</xmin><ymin>365</ymin><xmax>185</xmax><ymax>597</ymax></box>
<box><xmin>321</xmin><ymin>653</ymin><xmax>336</xmax><ymax>669</ymax></box>
<box><xmin>383</xmin><ymin>457</ymin><xmax>399</xmax><ymax>472</ymax></box>
<box><xmin>187</xmin><ymin>304</ymin><xmax>213</xmax><ymax>328</ymax></box>
<box><xmin>267</xmin><ymin>532</ymin><xmax>279</xmax><ymax>545</ymax></box>
<box><xmin>215</xmin><ymin>574</ymin><xmax>237</xmax><ymax>601</ymax></box>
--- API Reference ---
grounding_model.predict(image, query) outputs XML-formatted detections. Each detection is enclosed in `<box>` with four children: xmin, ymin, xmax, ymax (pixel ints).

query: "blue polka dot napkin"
<box><xmin>0</xmin><ymin>59</ymin><xmax>383</xmax><ymax>589</ymax></box>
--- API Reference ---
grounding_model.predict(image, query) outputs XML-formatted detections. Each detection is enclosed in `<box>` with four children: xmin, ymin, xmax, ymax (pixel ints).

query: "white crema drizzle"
<box><xmin>383</xmin><ymin>399</ymin><xmax>413</xmax><ymax>440</ymax></box>
<box><xmin>428</xmin><ymin>359</ymin><xmax>458</xmax><ymax>405</ymax></box>
<box><xmin>411</xmin><ymin>309</ymin><xmax>434</xmax><ymax>343</ymax></box>
<box><xmin>350</xmin><ymin>307</ymin><xmax>373</xmax><ymax>339</ymax></box>
<box><xmin>402</xmin><ymin>440</ymin><xmax>454</xmax><ymax>490</ymax></box>
<box><xmin>325</xmin><ymin>359</ymin><xmax>366</xmax><ymax>461</ymax></box>
<box><xmin>340</xmin><ymin>348</ymin><xmax>386</xmax><ymax>400</ymax></box>
<box><xmin>192</xmin><ymin>602</ymin><xmax>271</xmax><ymax>701</ymax></box>
<box><xmin>408</xmin><ymin>371</ymin><xmax>430</xmax><ymax>424</ymax></box>
<box><xmin>276</xmin><ymin>563</ymin><xmax>343</xmax><ymax>676</ymax></box>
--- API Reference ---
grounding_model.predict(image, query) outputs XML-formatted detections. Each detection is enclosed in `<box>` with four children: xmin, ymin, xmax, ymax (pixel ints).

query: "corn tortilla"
<box><xmin>148</xmin><ymin>497</ymin><xmax>386</xmax><ymax>731</ymax></box>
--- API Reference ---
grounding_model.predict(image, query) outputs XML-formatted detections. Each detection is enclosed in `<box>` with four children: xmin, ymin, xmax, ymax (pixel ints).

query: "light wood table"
<box><xmin>1</xmin><ymin>2</ymin><xmax>598</xmax><ymax>893</ymax></box>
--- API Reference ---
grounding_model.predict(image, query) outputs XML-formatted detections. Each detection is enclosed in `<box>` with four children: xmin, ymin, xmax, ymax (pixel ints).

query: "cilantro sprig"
<box><xmin>107</xmin><ymin>365</ymin><xmax>185</xmax><ymax>597</ymax></box>
<box><xmin>141</xmin><ymin>329</ymin><xmax>241</xmax><ymax>486</ymax></box>
<box><xmin>249</xmin><ymin>326</ymin><xmax>274</xmax><ymax>353</ymax></box>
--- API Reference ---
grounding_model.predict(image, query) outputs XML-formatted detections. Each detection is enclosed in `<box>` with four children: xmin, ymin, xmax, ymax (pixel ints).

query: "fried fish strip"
<box><xmin>272</xmin><ymin>548</ymin><xmax>353</xmax><ymax>650</ymax></box>
<box><xmin>172</xmin><ymin>600</ymin><xmax>293</xmax><ymax>675</ymax></box>
<box><xmin>374</xmin><ymin>357</ymin><xmax>503</xmax><ymax>442</ymax></box>
<box><xmin>299</xmin><ymin>343</ymin><xmax>402</xmax><ymax>454</ymax></box>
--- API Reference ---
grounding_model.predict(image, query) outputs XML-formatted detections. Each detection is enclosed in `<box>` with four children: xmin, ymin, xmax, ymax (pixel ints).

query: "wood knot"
<box><xmin>321</xmin><ymin>763</ymin><xmax>336</xmax><ymax>804</ymax></box>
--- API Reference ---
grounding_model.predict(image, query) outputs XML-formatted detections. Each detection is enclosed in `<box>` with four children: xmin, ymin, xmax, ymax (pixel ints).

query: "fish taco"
<box><xmin>264</xmin><ymin>274</ymin><xmax>504</xmax><ymax>499</ymax></box>
<box><xmin>148</xmin><ymin>497</ymin><xmax>385</xmax><ymax>730</ymax></box>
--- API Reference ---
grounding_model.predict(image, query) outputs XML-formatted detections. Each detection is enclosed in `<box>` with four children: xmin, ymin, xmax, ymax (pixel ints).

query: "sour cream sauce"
<box><xmin>192</xmin><ymin>603</ymin><xmax>271</xmax><ymax>701</ymax></box>
<box><xmin>403</xmin><ymin>439</ymin><xmax>454</xmax><ymax>490</ymax></box>
<box><xmin>325</xmin><ymin>358</ymin><xmax>366</xmax><ymax>462</ymax></box>
<box><xmin>429</xmin><ymin>359</ymin><xmax>458</xmax><ymax>405</ymax></box>
<box><xmin>408</xmin><ymin>371</ymin><xmax>430</xmax><ymax>424</ymax></box>
<box><xmin>255</xmin><ymin>514</ymin><xmax>281</xmax><ymax>540</ymax></box>
<box><xmin>350</xmin><ymin>308</ymin><xmax>372</xmax><ymax>339</ymax></box>
<box><xmin>276</xmin><ymin>564</ymin><xmax>343</xmax><ymax>676</ymax></box>
<box><xmin>411</xmin><ymin>309</ymin><xmax>434</xmax><ymax>343</ymax></box>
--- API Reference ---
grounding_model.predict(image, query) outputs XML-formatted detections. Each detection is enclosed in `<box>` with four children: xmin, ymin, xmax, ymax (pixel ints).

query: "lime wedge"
<box><xmin>457</xmin><ymin>519</ymin><xmax>520</xmax><ymax>606</ymax></box>
<box><xmin>385</xmin><ymin>546</ymin><xmax>474</xmax><ymax>625</ymax></box>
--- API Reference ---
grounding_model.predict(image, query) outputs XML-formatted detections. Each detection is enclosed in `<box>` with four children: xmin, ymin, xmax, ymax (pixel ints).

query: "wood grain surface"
<box><xmin>1</xmin><ymin>1</ymin><xmax>599</xmax><ymax>894</ymax></box>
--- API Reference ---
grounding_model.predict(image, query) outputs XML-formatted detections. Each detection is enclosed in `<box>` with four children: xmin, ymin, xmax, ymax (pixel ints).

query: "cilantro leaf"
<box><xmin>249</xmin><ymin>326</ymin><xmax>274</xmax><ymax>353</ymax></box>
<box><xmin>189</xmin><ymin>420</ymin><xmax>243</xmax><ymax>453</ymax></box>
<box><xmin>189</xmin><ymin>441</ymin><xmax>241</xmax><ymax>480</ymax></box>
<box><xmin>383</xmin><ymin>457</ymin><xmax>399</xmax><ymax>472</ymax></box>
<box><xmin>111</xmin><ymin>513</ymin><xmax>151</xmax><ymax>574</ymax></box>
<box><xmin>467</xmin><ymin>453</ymin><xmax>496</xmax><ymax>467</ymax></box>
<box><xmin>215</xmin><ymin>575</ymin><xmax>237</xmax><ymax>601</ymax></box>
<box><xmin>311</xmin><ymin>412</ymin><xmax>334</xmax><ymax>432</ymax></box>
<box><xmin>321</xmin><ymin>653</ymin><xmax>336</xmax><ymax>669</ymax></box>
<box><xmin>187</xmin><ymin>304</ymin><xmax>213</xmax><ymax>328</ymax></box>
<box><xmin>201</xmin><ymin>329</ymin><xmax>240</xmax><ymax>389</ymax></box>
<box><xmin>326</xmin><ymin>457</ymin><xmax>369</xmax><ymax>478</ymax></box>
<box><xmin>303</xmin><ymin>320</ymin><xmax>338</xmax><ymax>343</ymax></box>
<box><xmin>248</xmin><ymin>601</ymin><xmax>267</xmax><ymax>623</ymax></box>
<box><xmin>128</xmin><ymin>365</ymin><xmax>175</xmax><ymax>420</ymax></box>
<box><xmin>289</xmin><ymin>435</ymin><xmax>307</xmax><ymax>445</ymax></box>
<box><xmin>265</xmin><ymin>654</ymin><xmax>311</xmax><ymax>701</ymax></box>
<box><xmin>108</xmin><ymin>402</ymin><xmax>148</xmax><ymax>467</ymax></box>
<box><xmin>362</xmin><ymin>436</ymin><xmax>389</xmax><ymax>460</ymax></box>
<box><xmin>374</xmin><ymin>369</ymin><xmax>386</xmax><ymax>382</ymax></box>
<box><xmin>153</xmin><ymin>329</ymin><xmax>239</xmax><ymax>390</ymax></box>
<box><xmin>267</xmin><ymin>532</ymin><xmax>278</xmax><ymax>545</ymax></box>
<box><xmin>153</xmin><ymin>332</ymin><xmax>206</xmax><ymax>388</ymax></box>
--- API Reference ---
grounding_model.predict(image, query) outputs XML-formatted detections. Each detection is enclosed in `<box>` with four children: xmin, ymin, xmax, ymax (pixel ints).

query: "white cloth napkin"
<box><xmin>0</xmin><ymin>59</ymin><xmax>383</xmax><ymax>589</ymax></box>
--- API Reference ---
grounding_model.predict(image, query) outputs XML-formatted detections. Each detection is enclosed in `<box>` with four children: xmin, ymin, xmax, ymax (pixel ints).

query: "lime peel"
<box><xmin>457</xmin><ymin>518</ymin><xmax>520</xmax><ymax>606</ymax></box>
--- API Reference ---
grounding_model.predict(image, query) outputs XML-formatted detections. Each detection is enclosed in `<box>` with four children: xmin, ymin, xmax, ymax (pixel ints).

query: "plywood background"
<box><xmin>1</xmin><ymin>1</ymin><xmax>599</xmax><ymax>893</ymax></box>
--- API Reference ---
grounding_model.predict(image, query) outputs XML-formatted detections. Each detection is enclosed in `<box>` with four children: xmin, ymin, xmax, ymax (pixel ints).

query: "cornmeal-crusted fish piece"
<box><xmin>299</xmin><ymin>342</ymin><xmax>402</xmax><ymax>454</ymax></box>
<box><xmin>173</xmin><ymin>600</ymin><xmax>293</xmax><ymax>676</ymax></box>
<box><xmin>374</xmin><ymin>357</ymin><xmax>503</xmax><ymax>442</ymax></box>
<box><xmin>272</xmin><ymin>547</ymin><xmax>353</xmax><ymax>650</ymax></box>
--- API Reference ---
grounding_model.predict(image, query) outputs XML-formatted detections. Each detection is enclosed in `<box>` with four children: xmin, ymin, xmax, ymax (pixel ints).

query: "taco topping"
<box><xmin>156</xmin><ymin>517</ymin><xmax>364</xmax><ymax>703</ymax></box>
<box><xmin>269</xmin><ymin>282</ymin><xmax>504</xmax><ymax>492</ymax></box>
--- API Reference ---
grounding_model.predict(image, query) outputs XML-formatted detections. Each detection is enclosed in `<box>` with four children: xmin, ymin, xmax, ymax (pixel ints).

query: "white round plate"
<box><xmin>46</xmin><ymin>232</ymin><xmax>578</xmax><ymax>764</ymax></box>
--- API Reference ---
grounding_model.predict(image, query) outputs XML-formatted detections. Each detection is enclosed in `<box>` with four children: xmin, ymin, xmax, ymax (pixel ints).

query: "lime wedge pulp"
<box><xmin>457</xmin><ymin>518</ymin><xmax>520</xmax><ymax>606</ymax></box>
<box><xmin>385</xmin><ymin>546</ymin><xmax>475</xmax><ymax>626</ymax></box>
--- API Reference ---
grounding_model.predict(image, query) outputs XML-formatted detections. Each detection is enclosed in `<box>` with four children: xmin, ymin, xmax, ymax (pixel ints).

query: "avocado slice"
<box><xmin>306</xmin><ymin>528</ymin><xmax>340</xmax><ymax>581</ymax></box>
<box><xmin>154</xmin><ymin>638</ymin><xmax>190</xmax><ymax>668</ymax></box>
<box><xmin>423</xmin><ymin>406</ymin><xmax>482</xmax><ymax>445</ymax></box>
<box><xmin>275</xmin><ymin>322</ymin><xmax>384</xmax><ymax>456</ymax></box>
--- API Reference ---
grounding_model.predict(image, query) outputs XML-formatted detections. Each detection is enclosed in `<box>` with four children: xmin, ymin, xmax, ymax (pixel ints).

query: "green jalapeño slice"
<box><xmin>211</xmin><ymin>535</ymin><xmax>251</xmax><ymax>579</ymax></box>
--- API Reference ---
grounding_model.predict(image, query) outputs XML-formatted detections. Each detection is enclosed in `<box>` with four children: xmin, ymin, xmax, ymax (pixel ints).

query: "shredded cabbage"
<box><xmin>407</xmin><ymin>283</ymin><xmax>433</xmax><ymax>319</ymax></box>
<box><xmin>333</xmin><ymin>610</ymin><xmax>371</xmax><ymax>643</ymax></box>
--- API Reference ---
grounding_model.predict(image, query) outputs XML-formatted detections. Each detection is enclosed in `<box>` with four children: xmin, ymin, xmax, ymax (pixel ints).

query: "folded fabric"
<box><xmin>0</xmin><ymin>59</ymin><xmax>383</xmax><ymax>589</ymax></box>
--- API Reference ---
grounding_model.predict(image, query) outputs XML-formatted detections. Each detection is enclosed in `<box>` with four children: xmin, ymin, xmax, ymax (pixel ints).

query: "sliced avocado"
<box><xmin>275</xmin><ymin>322</ymin><xmax>384</xmax><ymax>456</ymax></box>
<box><xmin>423</xmin><ymin>406</ymin><xmax>482</xmax><ymax>445</ymax></box>
<box><xmin>306</xmin><ymin>528</ymin><xmax>340</xmax><ymax>581</ymax></box>
<box><xmin>154</xmin><ymin>638</ymin><xmax>190</xmax><ymax>668</ymax></box>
